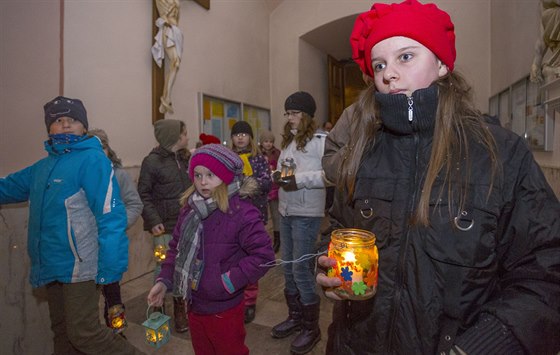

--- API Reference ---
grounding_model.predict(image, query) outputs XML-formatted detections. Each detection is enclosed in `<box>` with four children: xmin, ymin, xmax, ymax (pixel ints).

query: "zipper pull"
<box><xmin>407</xmin><ymin>96</ymin><xmax>414</xmax><ymax>122</ymax></box>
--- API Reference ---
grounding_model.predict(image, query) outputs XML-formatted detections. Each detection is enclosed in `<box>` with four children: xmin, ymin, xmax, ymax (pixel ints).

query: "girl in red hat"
<box><xmin>317</xmin><ymin>1</ymin><xmax>560</xmax><ymax>354</ymax></box>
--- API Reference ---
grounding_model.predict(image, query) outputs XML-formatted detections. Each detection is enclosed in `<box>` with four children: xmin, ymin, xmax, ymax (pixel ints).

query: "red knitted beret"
<box><xmin>199</xmin><ymin>133</ymin><xmax>221</xmax><ymax>145</ymax></box>
<box><xmin>350</xmin><ymin>0</ymin><xmax>456</xmax><ymax>78</ymax></box>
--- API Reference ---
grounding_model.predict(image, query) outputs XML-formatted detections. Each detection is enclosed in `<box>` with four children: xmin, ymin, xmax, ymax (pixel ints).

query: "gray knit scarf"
<box><xmin>173</xmin><ymin>180</ymin><xmax>241</xmax><ymax>300</ymax></box>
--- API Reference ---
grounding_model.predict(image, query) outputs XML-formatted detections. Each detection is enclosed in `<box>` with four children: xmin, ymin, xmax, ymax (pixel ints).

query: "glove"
<box><xmin>280</xmin><ymin>174</ymin><xmax>298</xmax><ymax>191</ymax></box>
<box><xmin>271</xmin><ymin>170</ymin><xmax>284</xmax><ymax>186</ymax></box>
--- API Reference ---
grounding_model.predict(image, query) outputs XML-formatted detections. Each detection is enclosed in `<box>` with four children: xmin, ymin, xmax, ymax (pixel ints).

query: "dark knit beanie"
<box><xmin>154</xmin><ymin>119</ymin><xmax>184</xmax><ymax>151</ymax></box>
<box><xmin>284</xmin><ymin>91</ymin><xmax>316</xmax><ymax>117</ymax></box>
<box><xmin>189</xmin><ymin>144</ymin><xmax>244</xmax><ymax>184</ymax></box>
<box><xmin>231</xmin><ymin>121</ymin><xmax>254</xmax><ymax>138</ymax></box>
<box><xmin>44</xmin><ymin>96</ymin><xmax>88</xmax><ymax>132</ymax></box>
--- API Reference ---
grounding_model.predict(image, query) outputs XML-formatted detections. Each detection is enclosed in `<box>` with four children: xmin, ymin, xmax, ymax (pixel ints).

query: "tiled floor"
<box><xmin>119</xmin><ymin>242</ymin><xmax>333</xmax><ymax>354</ymax></box>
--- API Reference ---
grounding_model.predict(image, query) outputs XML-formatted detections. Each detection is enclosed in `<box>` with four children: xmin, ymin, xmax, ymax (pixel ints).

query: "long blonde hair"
<box><xmin>281</xmin><ymin>113</ymin><xmax>318</xmax><ymax>151</ymax></box>
<box><xmin>179</xmin><ymin>183</ymin><xmax>229</xmax><ymax>213</ymax></box>
<box><xmin>339</xmin><ymin>71</ymin><xmax>499</xmax><ymax>226</ymax></box>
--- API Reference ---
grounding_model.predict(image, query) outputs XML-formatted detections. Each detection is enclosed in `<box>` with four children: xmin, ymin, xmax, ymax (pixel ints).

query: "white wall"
<box><xmin>0</xmin><ymin>1</ymin><xmax>61</xmax><ymax>175</ymax></box>
<box><xmin>64</xmin><ymin>1</ymin><xmax>153</xmax><ymax>168</ymax></box>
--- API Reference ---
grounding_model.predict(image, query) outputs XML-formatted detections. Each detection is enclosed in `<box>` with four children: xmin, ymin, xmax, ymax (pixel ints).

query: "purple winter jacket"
<box><xmin>157</xmin><ymin>193</ymin><xmax>275</xmax><ymax>315</ymax></box>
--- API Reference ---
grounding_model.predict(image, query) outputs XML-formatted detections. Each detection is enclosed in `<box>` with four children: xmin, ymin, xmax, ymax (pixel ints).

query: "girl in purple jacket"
<box><xmin>147</xmin><ymin>144</ymin><xmax>275</xmax><ymax>355</ymax></box>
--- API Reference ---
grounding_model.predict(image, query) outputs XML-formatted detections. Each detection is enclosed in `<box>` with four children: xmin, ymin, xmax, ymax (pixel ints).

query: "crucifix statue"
<box><xmin>152</xmin><ymin>0</ymin><xmax>183</xmax><ymax>115</ymax></box>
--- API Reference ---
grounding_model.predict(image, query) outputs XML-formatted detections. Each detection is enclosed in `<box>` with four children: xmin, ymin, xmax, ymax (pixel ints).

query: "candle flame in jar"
<box><xmin>342</xmin><ymin>251</ymin><xmax>356</xmax><ymax>263</ymax></box>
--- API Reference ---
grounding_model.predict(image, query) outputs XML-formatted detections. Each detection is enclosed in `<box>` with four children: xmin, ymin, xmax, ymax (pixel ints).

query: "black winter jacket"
<box><xmin>138</xmin><ymin>147</ymin><xmax>192</xmax><ymax>233</ymax></box>
<box><xmin>323</xmin><ymin>86</ymin><xmax>560</xmax><ymax>354</ymax></box>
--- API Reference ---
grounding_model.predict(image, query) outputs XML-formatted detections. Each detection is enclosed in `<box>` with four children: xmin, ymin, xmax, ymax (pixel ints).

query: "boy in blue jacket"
<box><xmin>0</xmin><ymin>96</ymin><xmax>144</xmax><ymax>354</ymax></box>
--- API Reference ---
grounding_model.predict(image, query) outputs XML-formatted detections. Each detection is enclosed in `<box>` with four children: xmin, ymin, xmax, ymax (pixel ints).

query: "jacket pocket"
<box><xmin>352</xmin><ymin>179</ymin><xmax>395</xmax><ymax>249</ymax></box>
<box><xmin>423</xmin><ymin>188</ymin><xmax>498</xmax><ymax>268</ymax></box>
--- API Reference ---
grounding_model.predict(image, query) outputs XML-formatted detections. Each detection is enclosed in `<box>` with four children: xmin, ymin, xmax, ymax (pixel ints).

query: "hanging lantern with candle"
<box><xmin>327</xmin><ymin>228</ymin><xmax>378</xmax><ymax>300</ymax></box>
<box><xmin>153</xmin><ymin>234</ymin><xmax>170</xmax><ymax>263</ymax></box>
<box><xmin>280</xmin><ymin>157</ymin><xmax>297</xmax><ymax>179</ymax></box>
<box><xmin>107</xmin><ymin>304</ymin><xmax>127</xmax><ymax>334</ymax></box>
<box><xmin>142</xmin><ymin>306</ymin><xmax>171</xmax><ymax>349</ymax></box>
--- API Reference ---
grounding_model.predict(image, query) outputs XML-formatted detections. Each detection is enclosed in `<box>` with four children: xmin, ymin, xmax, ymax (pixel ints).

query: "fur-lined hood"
<box><xmin>238</xmin><ymin>176</ymin><xmax>259</xmax><ymax>199</ymax></box>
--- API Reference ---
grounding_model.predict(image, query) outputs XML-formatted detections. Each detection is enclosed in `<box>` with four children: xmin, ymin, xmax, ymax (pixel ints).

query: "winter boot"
<box><xmin>273</xmin><ymin>231</ymin><xmax>281</xmax><ymax>253</ymax></box>
<box><xmin>290</xmin><ymin>302</ymin><xmax>321</xmax><ymax>354</ymax></box>
<box><xmin>173</xmin><ymin>296</ymin><xmax>189</xmax><ymax>333</ymax></box>
<box><xmin>271</xmin><ymin>292</ymin><xmax>302</xmax><ymax>338</ymax></box>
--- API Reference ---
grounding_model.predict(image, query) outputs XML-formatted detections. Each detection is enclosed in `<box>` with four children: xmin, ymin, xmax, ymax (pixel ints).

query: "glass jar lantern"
<box><xmin>280</xmin><ymin>157</ymin><xmax>297</xmax><ymax>179</ymax></box>
<box><xmin>142</xmin><ymin>306</ymin><xmax>171</xmax><ymax>349</ymax></box>
<box><xmin>327</xmin><ymin>228</ymin><xmax>378</xmax><ymax>300</ymax></box>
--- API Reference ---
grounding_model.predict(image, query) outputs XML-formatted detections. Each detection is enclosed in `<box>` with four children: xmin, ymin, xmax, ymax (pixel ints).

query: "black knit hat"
<box><xmin>231</xmin><ymin>121</ymin><xmax>253</xmax><ymax>138</ymax></box>
<box><xmin>284</xmin><ymin>91</ymin><xmax>316</xmax><ymax>117</ymax></box>
<box><xmin>44</xmin><ymin>96</ymin><xmax>88</xmax><ymax>132</ymax></box>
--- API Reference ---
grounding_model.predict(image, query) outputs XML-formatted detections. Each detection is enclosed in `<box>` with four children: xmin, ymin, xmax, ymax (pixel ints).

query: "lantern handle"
<box><xmin>146</xmin><ymin>304</ymin><xmax>167</xmax><ymax>320</ymax></box>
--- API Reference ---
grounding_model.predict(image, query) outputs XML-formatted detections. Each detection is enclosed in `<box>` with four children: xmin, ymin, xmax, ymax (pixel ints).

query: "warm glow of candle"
<box><xmin>342</xmin><ymin>251</ymin><xmax>356</xmax><ymax>263</ymax></box>
<box><xmin>146</xmin><ymin>329</ymin><xmax>157</xmax><ymax>343</ymax></box>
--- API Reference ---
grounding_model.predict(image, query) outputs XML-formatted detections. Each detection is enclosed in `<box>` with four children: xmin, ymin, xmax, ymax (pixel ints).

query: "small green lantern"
<box><xmin>142</xmin><ymin>306</ymin><xmax>171</xmax><ymax>349</ymax></box>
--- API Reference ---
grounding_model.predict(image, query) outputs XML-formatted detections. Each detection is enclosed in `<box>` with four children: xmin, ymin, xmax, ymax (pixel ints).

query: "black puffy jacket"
<box><xmin>323</xmin><ymin>87</ymin><xmax>560</xmax><ymax>354</ymax></box>
<box><xmin>138</xmin><ymin>147</ymin><xmax>192</xmax><ymax>233</ymax></box>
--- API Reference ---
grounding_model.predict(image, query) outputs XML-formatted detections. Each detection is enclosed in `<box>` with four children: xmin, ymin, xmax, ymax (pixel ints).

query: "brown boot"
<box><xmin>173</xmin><ymin>296</ymin><xmax>189</xmax><ymax>333</ymax></box>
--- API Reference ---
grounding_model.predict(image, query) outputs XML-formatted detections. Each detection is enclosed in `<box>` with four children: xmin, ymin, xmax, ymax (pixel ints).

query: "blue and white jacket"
<box><xmin>0</xmin><ymin>136</ymin><xmax>128</xmax><ymax>287</ymax></box>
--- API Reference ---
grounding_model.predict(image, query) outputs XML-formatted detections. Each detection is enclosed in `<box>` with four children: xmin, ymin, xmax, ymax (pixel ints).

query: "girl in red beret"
<box><xmin>317</xmin><ymin>1</ymin><xmax>560</xmax><ymax>354</ymax></box>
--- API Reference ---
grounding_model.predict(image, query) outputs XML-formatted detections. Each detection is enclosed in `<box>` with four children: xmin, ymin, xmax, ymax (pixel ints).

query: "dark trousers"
<box><xmin>46</xmin><ymin>280</ymin><xmax>144</xmax><ymax>355</ymax></box>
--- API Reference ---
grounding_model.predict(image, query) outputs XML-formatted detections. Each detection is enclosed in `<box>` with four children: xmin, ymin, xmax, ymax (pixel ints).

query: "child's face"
<box><xmin>193</xmin><ymin>165</ymin><xmax>223</xmax><ymax>199</ymax></box>
<box><xmin>261</xmin><ymin>140</ymin><xmax>274</xmax><ymax>151</ymax></box>
<box><xmin>174</xmin><ymin>128</ymin><xmax>189</xmax><ymax>150</ymax></box>
<box><xmin>371</xmin><ymin>36</ymin><xmax>448</xmax><ymax>97</ymax></box>
<box><xmin>285</xmin><ymin>111</ymin><xmax>302</xmax><ymax>130</ymax></box>
<box><xmin>232</xmin><ymin>133</ymin><xmax>250</xmax><ymax>150</ymax></box>
<box><xmin>48</xmin><ymin>116</ymin><xmax>86</xmax><ymax>136</ymax></box>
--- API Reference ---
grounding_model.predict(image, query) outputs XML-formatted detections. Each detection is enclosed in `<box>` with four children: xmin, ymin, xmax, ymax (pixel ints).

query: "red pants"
<box><xmin>188</xmin><ymin>301</ymin><xmax>248</xmax><ymax>355</ymax></box>
<box><xmin>244</xmin><ymin>282</ymin><xmax>259</xmax><ymax>306</ymax></box>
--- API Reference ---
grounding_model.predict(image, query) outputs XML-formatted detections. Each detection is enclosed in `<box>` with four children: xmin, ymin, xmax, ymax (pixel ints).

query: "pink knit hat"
<box><xmin>189</xmin><ymin>144</ymin><xmax>243</xmax><ymax>184</ymax></box>
<box><xmin>350</xmin><ymin>0</ymin><xmax>456</xmax><ymax>78</ymax></box>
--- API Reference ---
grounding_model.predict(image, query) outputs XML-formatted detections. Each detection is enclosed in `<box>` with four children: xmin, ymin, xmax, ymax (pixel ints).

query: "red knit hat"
<box><xmin>199</xmin><ymin>133</ymin><xmax>221</xmax><ymax>145</ymax></box>
<box><xmin>189</xmin><ymin>144</ymin><xmax>243</xmax><ymax>184</ymax></box>
<box><xmin>350</xmin><ymin>0</ymin><xmax>456</xmax><ymax>78</ymax></box>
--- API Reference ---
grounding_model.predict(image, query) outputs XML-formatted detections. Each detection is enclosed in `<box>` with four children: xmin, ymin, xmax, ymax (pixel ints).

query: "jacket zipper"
<box><xmin>387</xmin><ymin>99</ymin><xmax>419</xmax><ymax>351</ymax></box>
<box><xmin>407</xmin><ymin>96</ymin><xmax>414</xmax><ymax>122</ymax></box>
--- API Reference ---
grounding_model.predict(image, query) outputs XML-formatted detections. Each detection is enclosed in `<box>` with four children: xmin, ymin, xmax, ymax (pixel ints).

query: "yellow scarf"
<box><xmin>239</xmin><ymin>153</ymin><xmax>253</xmax><ymax>176</ymax></box>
